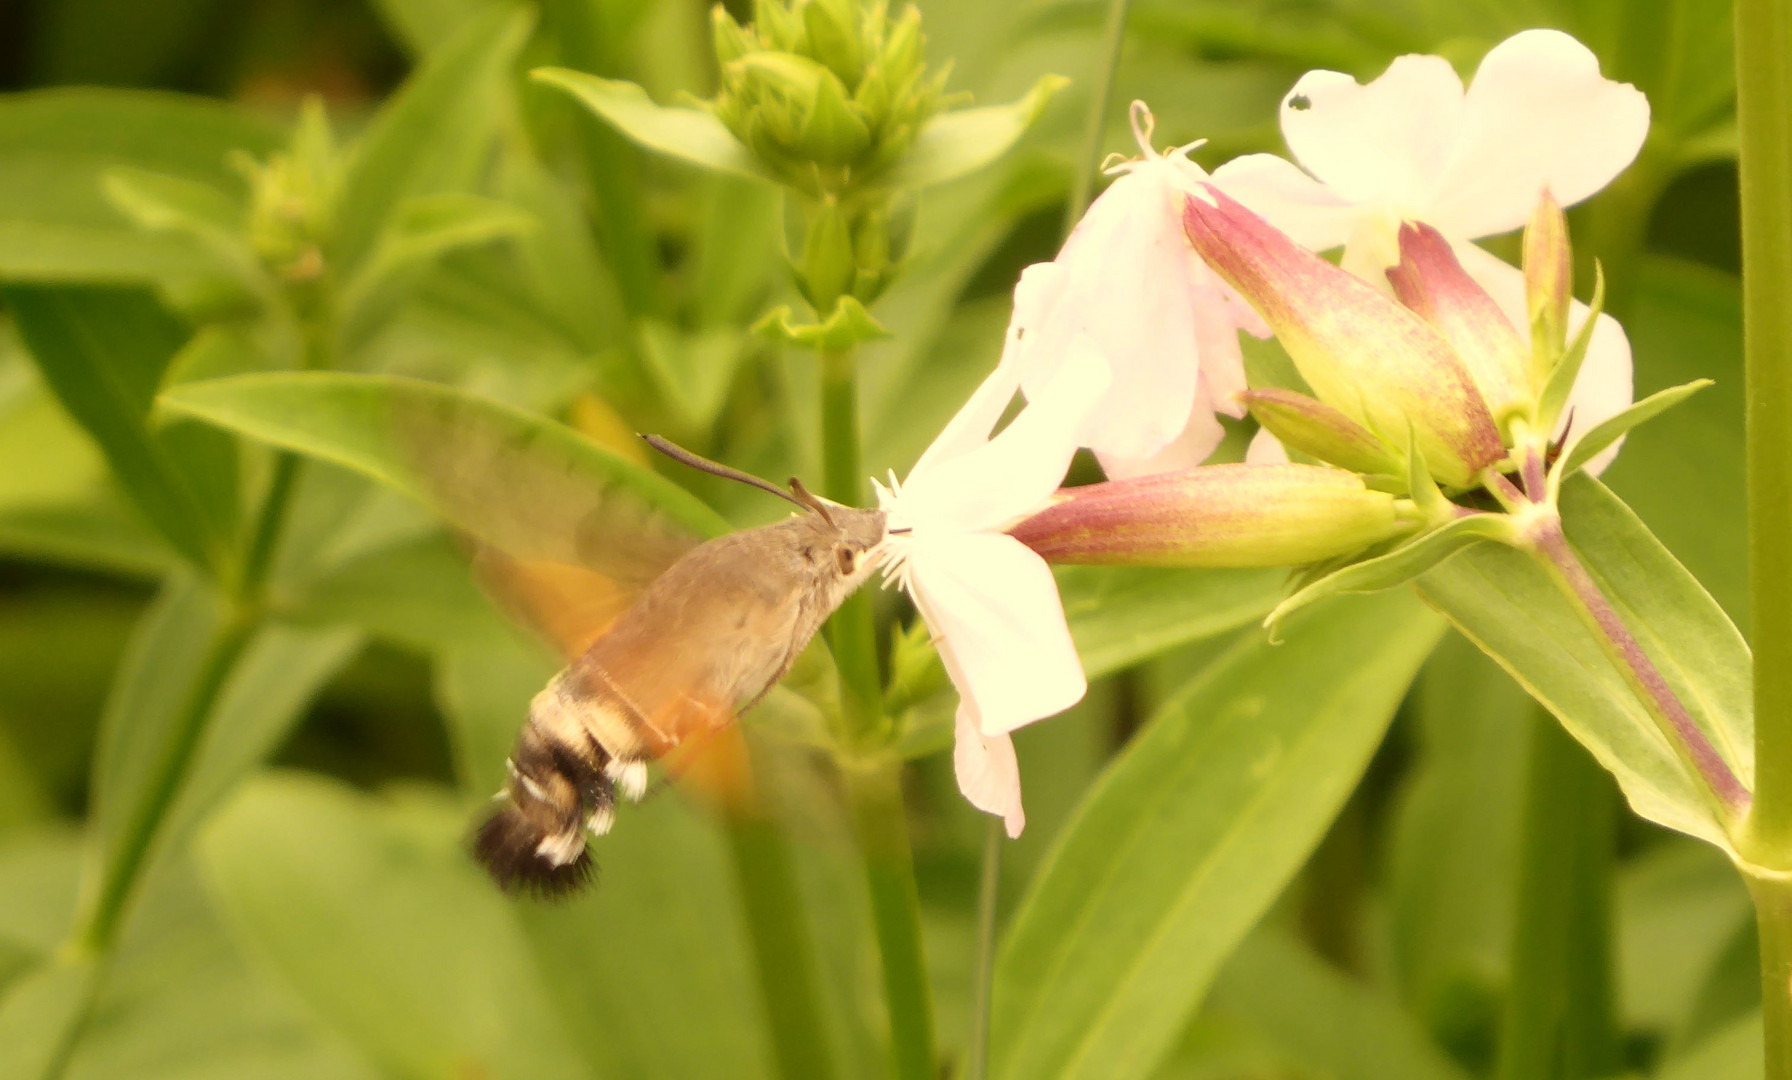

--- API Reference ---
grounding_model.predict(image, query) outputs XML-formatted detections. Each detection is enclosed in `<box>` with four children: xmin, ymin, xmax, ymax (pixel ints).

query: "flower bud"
<box><xmin>1522</xmin><ymin>189</ymin><xmax>1572</xmax><ymax>376</ymax></box>
<box><xmin>800</xmin><ymin>66</ymin><xmax>872</xmax><ymax>164</ymax></box>
<box><xmin>711</xmin><ymin>6</ymin><xmax>755</xmax><ymax>65</ymax></box>
<box><xmin>799</xmin><ymin>200</ymin><xmax>855</xmax><ymax>308</ymax></box>
<box><xmin>1008</xmin><ymin>464</ymin><xmax>1415</xmax><ymax>569</ymax></box>
<box><xmin>1183</xmin><ymin>185</ymin><xmax>1505</xmax><ymax>489</ymax></box>
<box><xmin>1387</xmin><ymin>222</ymin><xmax>1531</xmax><ymax>425</ymax></box>
<box><xmin>802</xmin><ymin>0</ymin><xmax>864</xmax><ymax>87</ymax></box>
<box><xmin>1240</xmin><ymin>389</ymin><xmax>1402</xmax><ymax>476</ymax></box>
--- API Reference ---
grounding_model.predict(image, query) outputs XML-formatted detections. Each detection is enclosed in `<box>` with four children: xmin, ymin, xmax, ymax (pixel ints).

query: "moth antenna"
<box><xmin>641</xmin><ymin>434</ymin><xmax>807</xmax><ymax>511</ymax></box>
<box><xmin>786</xmin><ymin>477</ymin><xmax>837</xmax><ymax>526</ymax></box>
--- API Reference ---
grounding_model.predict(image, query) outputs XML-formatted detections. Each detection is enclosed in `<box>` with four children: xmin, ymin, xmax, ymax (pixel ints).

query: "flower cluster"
<box><xmin>879</xmin><ymin>29</ymin><xmax>1653</xmax><ymax>834</ymax></box>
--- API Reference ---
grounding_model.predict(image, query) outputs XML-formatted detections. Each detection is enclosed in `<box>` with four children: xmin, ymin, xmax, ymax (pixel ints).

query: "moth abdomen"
<box><xmin>472</xmin><ymin>724</ymin><xmax>615</xmax><ymax>898</ymax></box>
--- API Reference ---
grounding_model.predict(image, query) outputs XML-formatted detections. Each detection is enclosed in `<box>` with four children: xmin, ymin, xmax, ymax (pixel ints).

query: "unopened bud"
<box><xmin>1522</xmin><ymin>190</ymin><xmax>1572</xmax><ymax>380</ymax></box>
<box><xmin>800</xmin><ymin>200</ymin><xmax>855</xmax><ymax>309</ymax></box>
<box><xmin>1183</xmin><ymin>185</ymin><xmax>1505</xmax><ymax>489</ymax></box>
<box><xmin>1008</xmin><ymin>464</ymin><xmax>1415</xmax><ymax>569</ymax></box>
<box><xmin>1241</xmin><ymin>389</ymin><xmax>1403</xmax><ymax>476</ymax></box>
<box><xmin>1387</xmin><ymin>222</ymin><xmax>1530</xmax><ymax>426</ymax></box>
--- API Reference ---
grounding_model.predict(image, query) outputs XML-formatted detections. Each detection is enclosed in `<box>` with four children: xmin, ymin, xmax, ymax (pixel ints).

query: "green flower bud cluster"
<box><xmin>711</xmin><ymin>0</ymin><xmax>947</xmax><ymax>197</ymax></box>
<box><xmin>231</xmin><ymin>99</ymin><xmax>339</xmax><ymax>288</ymax></box>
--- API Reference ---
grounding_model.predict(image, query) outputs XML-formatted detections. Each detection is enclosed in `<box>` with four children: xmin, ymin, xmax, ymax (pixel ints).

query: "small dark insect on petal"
<box><xmin>1288</xmin><ymin>94</ymin><xmax>1312</xmax><ymax>111</ymax></box>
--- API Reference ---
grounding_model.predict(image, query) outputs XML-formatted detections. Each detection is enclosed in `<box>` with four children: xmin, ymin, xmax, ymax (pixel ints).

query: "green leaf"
<box><xmin>528</xmin><ymin>69</ymin><xmax>775</xmax><ymax>184</ymax></box>
<box><xmin>158</xmin><ymin>372</ymin><xmax>727</xmax><ymax>579</ymax></box>
<box><xmin>371</xmin><ymin>0</ymin><xmax>515</xmax><ymax>57</ymax></box>
<box><xmin>0</xmin><ymin>960</ymin><xmax>100</xmax><ymax>1080</ymax></box>
<box><xmin>637</xmin><ymin>321</ymin><xmax>747</xmax><ymax>433</ymax></box>
<box><xmin>100</xmin><ymin>166</ymin><xmax>262</xmax><ymax>291</ymax></box>
<box><xmin>1656</xmin><ymin>1012</ymin><xmax>1763</xmax><ymax>1080</ymax></box>
<box><xmin>333</xmin><ymin>6</ymin><xmax>534</xmax><ymax>275</ymax></box>
<box><xmin>1561</xmin><ymin>378</ymin><xmax>1712</xmax><ymax>477</ymax></box>
<box><xmin>1386</xmin><ymin>636</ymin><xmax>1529</xmax><ymax>1057</ymax></box>
<box><xmin>198</xmin><ymin>774</ymin><xmax>592</xmax><ymax>1080</ymax></box>
<box><xmin>1266</xmin><ymin>514</ymin><xmax>1515</xmax><ymax>630</ymax></box>
<box><xmin>337</xmin><ymin>192</ymin><xmax>536</xmax><ymax>348</ymax></box>
<box><xmin>754</xmin><ymin>295</ymin><xmax>890</xmax><ymax>350</ymax></box>
<box><xmin>0</xmin><ymin>361</ymin><xmax>174</xmax><ymax>574</ymax></box>
<box><xmin>1056</xmin><ymin>566</ymin><xmax>1284</xmax><ymax>680</ymax></box>
<box><xmin>1207</xmin><ymin>928</ymin><xmax>1473</xmax><ymax>1080</ymax></box>
<box><xmin>880</xmin><ymin>76</ymin><xmax>1068</xmax><ymax>190</ymax></box>
<box><xmin>1616</xmin><ymin>838</ymin><xmax>1751</xmax><ymax>1035</ymax></box>
<box><xmin>517</xmin><ymin>795</ymin><xmax>783</xmax><ymax>1080</ymax></box>
<box><xmin>5</xmin><ymin>285</ymin><xmax>232</xmax><ymax>571</ymax></box>
<box><xmin>77</xmin><ymin>574</ymin><xmax>356</xmax><ymax>952</ymax></box>
<box><xmin>990</xmin><ymin>590</ymin><xmax>1444</xmax><ymax>1080</ymax></box>
<box><xmin>0</xmin><ymin>89</ymin><xmax>277</xmax><ymax>284</ymax></box>
<box><xmin>1414</xmin><ymin>475</ymin><xmax>1750</xmax><ymax>850</ymax></box>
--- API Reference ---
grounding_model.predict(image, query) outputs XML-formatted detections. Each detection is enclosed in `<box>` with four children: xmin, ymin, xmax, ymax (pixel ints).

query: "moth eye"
<box><xmin>836</xmin><ymin>546</ymin><xmax>857</xmax><ymax>575</ymax></box>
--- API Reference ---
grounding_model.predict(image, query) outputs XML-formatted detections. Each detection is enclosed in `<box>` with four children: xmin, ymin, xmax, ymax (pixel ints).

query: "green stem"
<box><xmin>238</xmin><ymin>451</ymin><xmax>300</xmax><ymax>604</ymax></box>
<box><xmin>1749</xmin><ymin>869</ymin><xmax>1792</xmax><ymax>1077</ymax></box>
<box><xmin>820</xmin><ymin>344</ymin><xmax>884</xmax><ymax>745</ymax></box>
<box><xmin>966</xmin><ymin>816</ymin><xmax>1002</xmax><ymax>1080</ymax></box>
<box><xmin>723</xmin><ymin>811</ymin><xmax>839</xmax><ymax>1080</ymax></box>
<box><xmin>76</xmin><ymin>611</ymin><xmax>254</xmax><ymax>954</ymax></box>
<box><xmin>844</xmin><ymin>761</ymin><xmax>936</xmax><ymax>1080</ymax></box>
<box><xmin>1494</xmin><ymin>712</ymin><xmax>1621</xmax><ymax>1080</ymax></box>
<box><xmin>1063</xmin><ymin>0</ymin><xmax>1136</xmax><ymax>235</ymax></box>
<box><xmin>1737</xmin><ymin>0</ymin><xmax>1792</xmax><ymax>865</ymax></box>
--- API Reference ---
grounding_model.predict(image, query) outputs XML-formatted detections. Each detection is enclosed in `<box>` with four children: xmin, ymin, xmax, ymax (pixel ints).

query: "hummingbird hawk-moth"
<box><xmin>457</xmin><ymin>434</ymin><xmax>886</xmax><ymax>896</ymax></box>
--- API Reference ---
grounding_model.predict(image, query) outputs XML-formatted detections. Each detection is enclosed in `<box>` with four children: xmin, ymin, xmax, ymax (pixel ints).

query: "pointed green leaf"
<box><xmin>1561</xmin><ymin>379</ymin><xmax>1713</xmax><ymax>478</ymax></box>
<box><xmin>1057</xmin><ymin>566</ymin><xmax>1285</xmax><ymax>680</ymax></box>
<box><xmin>880</xmin><ymin>75</ymin><xmax>1067</xmax><ymax>190</ymax></box>
<box><xmin>199</xmin><ymin>774</ymin><xmax>590</xmax><ymax>1080</ymax></box>
<box><xmin>337</xmin><ymin>192</ymin><xmax>535</xmax><ymax>347</ymax></box>
<box><xmin>529</xmin><ymin>69</ymin><xmax>776</xmax><ymax>184</ymax></box>
<box><xmin>1414</xmin><ymin>475</ymin><xmax>1750</xmax><ymax>851</ymax></box>
<box><xmin>333</xmin><ymin>6</ymin><xmax>534</xmax><ymax>273</ymax></box>
<box><xmin>5</xmin><ymin>285</ymin><xmax>232</xmax><ymax>571</ymax></box>
<box><xmin>1266</xmin><ymin>514</ymin><xmax>1517</xmax><ymax>630</ymax></box>
<box><xmin>991</xmin><ymin>590</ymin><xmax>1444</xmax><ymax>1080</ymax></box>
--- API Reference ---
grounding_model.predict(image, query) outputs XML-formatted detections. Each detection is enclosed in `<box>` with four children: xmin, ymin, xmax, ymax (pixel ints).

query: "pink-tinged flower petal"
<box><xmin>1009</xmin><ymin>463</ymin><xmax>1410</xmax><ymax>568</ymax></box>
<box><xmin>1388</xmin><ymin>221</ymin><xmax>1530</xmax><ymax>419</ymax></box>
<box><xmin>1210</xmin><ymin>152</ymin><xmax>1359</xmax><ymax>252</ymax></box>
<box><xmin>954</xmin><ymin>712</ymin><xmax>1024</xmax><ymax>837</ymax></box>
<box><xmin>1009</xmin><ymin>155</ymin><xmax>1244</xmax><ymax>465</ymax></box>
<box><xmin>1096</xmin><ymin>400</ymin><xmax>1227</xmax><ymax>480</ymax></box>
<box><xmin>1183</xmin><ymin>185</ymin><xmax>1506</xmax><ymax>487</ymax></box>
<box><xmin>1429</xmin><ymin>29</ymin><xmax>1650</xmax><ymax>239</ymax></box>
<box><xmin>895</xmin><ymin>347</ymin><xmax>1111</xmax><ymax>534</ymax></box>
<box><xmin>906</xmin><ymin>531</ymin><xmax>1085</xmax><ymax>736</ymax></box>
<box><xmin>1279</xmin><ymin>56</ymin><xmax>1465</xmax><ymax>207</ymax></box>
<box><xmin>1454</xmin><ymin>243</ymin><xmax>1634</xmax><ymax>473</ymax></box>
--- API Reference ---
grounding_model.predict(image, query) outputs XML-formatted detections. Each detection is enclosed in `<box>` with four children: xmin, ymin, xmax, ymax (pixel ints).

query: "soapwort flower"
<box><xmin>1003</xmin><ymin>103</ymin><xmax>1264</xmax><ymax>479</ymax></box>
<box><xmin>1212</xmin><ymin>29</ymin><xmax>1646</xmax><ymax>471</ymax></box>
<box><xmin>875</xmin><ymin>347</ymin><xmax>1112</xmax><ymax>835</ymax></box>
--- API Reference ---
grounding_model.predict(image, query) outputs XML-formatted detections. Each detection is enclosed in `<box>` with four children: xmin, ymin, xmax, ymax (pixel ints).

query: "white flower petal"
<box><xmin>906</xmin><ymin>532</ymin><xmax>1085</xmax><ymax>737</ymax></box>
<box><xmin>896</xmin><ymin>347</ymin><xmax>1110</xmax><ymax>534</ymax></box>
<box><xmin>1428</xmin><ymin>29</ymin><xmax>1650</xmax><ymax>239</ymax></box>
<box><xmin>1209</xmin><ymin>152</ymin><xmax>1360</xmax><ymax>252</ymax></box>
<box><xmin>1013</xmin><ymin>162</ymin><xmax>1203</xmax><ymax>464</ymax></box>
<box><xmin>907</xmin><ymin>355</ymin><xmax>1025</xmax><ymax>486</ymax></box>
<box><xmin>1562</xmin><ymin>311</ymin><xmax>1635</xmax><ymax>475</ymax></box>
<box><xmin>953</xmin><ymin>710</ymin><xmax>1025</xmax><ymax>837</ymax></box>
<box><xmin>1245</xmin><ymin>426</ymin><xmax>1291</xmax><ymax>464</ymax></box>
<box><xmin>1453</xmin><ymin>242</ymin><xmax>1635</xmax><ymax>474</ymax></box>
<box><xmin>1096</xmin><ymin>403</ymin><xmax>1226</xmax><ymax>479</ymax></box>
<box><xmin>1279</xmin><ymin>56</ymin><xmax>1465</xmax><ymax>208</ymax></box>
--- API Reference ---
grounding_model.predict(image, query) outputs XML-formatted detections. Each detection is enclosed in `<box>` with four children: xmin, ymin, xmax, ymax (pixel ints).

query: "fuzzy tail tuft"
<box><xmin>472</xmin><ymin>803</ymin><xmax>594</xmax><ymax>899</ymax></box>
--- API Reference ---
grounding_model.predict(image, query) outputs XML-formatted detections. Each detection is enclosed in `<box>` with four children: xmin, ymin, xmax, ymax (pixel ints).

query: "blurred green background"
<box><xmin>0</xmin><ymin>1</ymin><xmax>1759</xmax><ymax>1078</ymax></box>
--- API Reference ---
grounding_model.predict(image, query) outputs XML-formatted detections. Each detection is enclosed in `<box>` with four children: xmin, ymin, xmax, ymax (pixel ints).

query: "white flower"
<box><xmin>876</xmin><ymin>345</ymin><xmax>1112</xmax><ymax>836</ymax></box>
<box><xmin>1004</xmin><ymin>103</ymin><xmax>1263</xmax><ymax>480</ymax></box>
<box><xmin>1212</xmin><ymin>29</ymin><xmax>1646</xmax><ymax>473</ymax></box>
